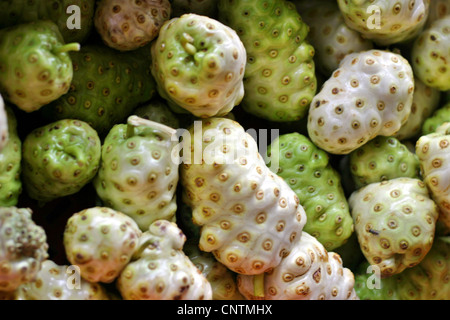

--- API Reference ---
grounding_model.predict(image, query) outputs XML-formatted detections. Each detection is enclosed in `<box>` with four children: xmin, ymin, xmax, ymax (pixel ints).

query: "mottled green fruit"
<box><xmin>0</xmin><ymin>106</ymin><xmax>22</xmax><ymax>207</ymax></box>
<box><xmin>93</xmin><ymin>116</ymin><xmax>179</xmax><ymax>231</ymax></box>
<box><xmin>0</xmin><ymin>20</ymin><xmax>80</xmax><ymax>112</ymax></box>
<box><xmin>422</xmin><ymin>102</ymin><xmax>450</xmax><ymax>135</ymax></box>
<box><xmin>355</xmin><ymin>236</ymin><xmax>450</xmax><ymax>300</ymax></box>
<box><xmin>349</xmin><ymin>178</ymin><xmax>439</xmax><ymax>277</ymax></box>
<box><xmin>133</xmin><ymin>98</ymin><xmax>180</xmax><ymax>128</ymax></box>
<box><xmin>184</xmin><ymin>239</ymin><xmax>244</xmax><ymax>300</ymax></box>
<box><xmin>412</xmin><ymin>15</ymin><xmax>450</xmax><ymax>91</ymax></box>
<box><xmin>42</xmin><ymin>44</ymin><xmax>156</xmax><ymax>136</ymax></box>
<box><xmin>22</xmin><ymin>119</ymin><xmax>101</xmax><ymax>203</ymax></box>
<box><xmin>64</xmin><ymin>207</ymin><xmax>142</xmax><ymax>283</ymax></box>
<box><xmin>349</xmin><ymin>136</ymin><xmax>421</xmax><ymax>189</ymax></box>
<box><xmin>0</xmin><ymin>0</ymin><xmax>95</xmax><ymax>43</ymax></box>
<box><xmin>0</xmin><ymin>207</ymin><xmax>49</xmax><ymax>292</ymax></box>
<box><xmin>267</xmin><ymin>132</ymin><xmax>354</xmax><ymax>250</ymax></box>
<box><xmin>117</xmin><ymin>220</ymin><xmax>213</xmax><ymax>300</ymax></box>
<box><xmin>218</xmin><ymin>0</ymin><xmax>317</xmax><ymax>122</ymax></box>
<box><xmin>14</xmin><ymin>260</ymin><xmax>111</xmax><ymax>300</ymax></box>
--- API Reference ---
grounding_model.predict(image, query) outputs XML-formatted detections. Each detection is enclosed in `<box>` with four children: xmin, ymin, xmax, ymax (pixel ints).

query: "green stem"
<box><xmin>54</xmin><ymin>43</ymin><xmax>81</xmax><ymax>54</ymax></box>
<box><xmin>253</xmin><ymin>273</ymin><xmax>265</xmax><ymax>299</ymax></box>
<box><xmin>126</xmin><ymin>122</ymin><xmax>136</xmax><ymax>139</ymax></box>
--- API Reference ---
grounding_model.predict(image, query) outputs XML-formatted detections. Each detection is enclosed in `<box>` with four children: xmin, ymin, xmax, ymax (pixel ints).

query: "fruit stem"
<box><xmin>253</xmin><ymin>273</ymin><xmax>265</xmax><ymax>299</ymax></box>
<box><xmin>54</xmin><ymin>43</ymin><xmax>81</xmax><ymax>54</ymax></box>
<box><xmin>127</xmin><ymin>115</ymin><xmax>177</xmax><ymax>139</ymax></box>
<box><xmin>181</xmin><ymin>32</ymin><xmax>197</xmax><ymax>55</ymax></box>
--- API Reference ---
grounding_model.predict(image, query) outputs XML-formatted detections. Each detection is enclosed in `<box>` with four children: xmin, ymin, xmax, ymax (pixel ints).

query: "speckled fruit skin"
<box><xmin>422</xmin><ymin>102</ymin><xmax>450</xmax><ymax>135</ymax></box>
<box><xmin>63</xmin><ymin>207</ymin><xmax>142</xmax><ymax>283</ymax></box>
<box><xmin>22</xmin><ymin>119</ymin><xmax>101</xmax><ymax>203</ymax></box>
<box><xmin>0</xmin><ymin>0</ymin><xmax>95</xmax><ymax>44</ymax></box>
<box><xmin>349</xmin><ymin>178</ymin><xmax>439</xmax><ymax>277</ymax></box>
<box><xmin>355</xmin><ymin>236</ymin><xmax>450</xmax><ymax>300</ymax></box>
<box><xmin>416</xmin><ymin>123</ymin><xmax>450</xmax><ymax>231</ymax></box>
<box><xmin>133</xmin><ymin>98</ymin><xmax>180</xmax><ymax>129</ymax></box>
<box><xmin>426</xmin><ymin>0</ymin><xmax>450</xmax><ymax>28</ymax></box>
<box><xmin>171</xmin><ymin>0</ymin><xmax>218</xmax><ymax>18</ymax></box>
<box><xmin>117</xmin><ymin>220</ymin><xmax>213</xmax><ymax>300</ymax></box>
<box><xmin>180</xmin><ymin>118</ymin><xmax>307</xmax><ymax>275</ymax></box>
<box><xmin>395</xmin><ymin>77</ymin><xmax>441</xmax><ymax>141</ymax></box>
<box><xmin>0</xmin><ymin>207</ymin><xmax>49</xmax><ymax>292</ymax></box>
<box><xmin>151</xmin><ymin>13</ymin><xmax>246</xmax><ymax>118</ymax></box>
<box><xmin>0</xmin><ymin>95</ymin><xmax>7</xmax><ymax>152</ymax></box>
<box><xmin>294</xmin><ymin>0</ymin><xmax>374</xmax><ymax>77</ymax></box>
<box><xmin>184</xmin><ymin>238</ymin><xmax>244</xmax><ymax>300</ymax></box>
<box><xmin>93</xmin><ymin>116</ymin><xmax>179</xmax><ymax>231</ymax></box>
<box><xmin>0</xmin><ymin>106</ymin><xmax>22</xmax><ymax>207</ymax></box>
<box><xmin>267</xmin><ymin>132</ymin><xmax>354</xmax><ymax>251</ymax></box>
<box><xmin>412</xmin><ymin>15</ymin><xmax>450</xmax><ymax>91</ymax></box>
<box><xmin>95</xmin><ymin>0</ymin><xmax>171</xmax><ymax>51</ymax></box>
<box><xmin>349</xmin><ymin>136</ymin><xmax>421</xmax><ymax>189</ymax></box>
<box><xmin>42</xmin><ymin>44</ymin><xmax>156</xmax><ymax>137</ymax></box>
<box><xmin>0</xmin><ymin>20</ymin><xmax>80</xmax><ymax>113</ymax></box>
<box><xmin>307</xmin><ymin>50</ymin><xmax>414</xmax><ymax>155</ymax></box>
<box><xmin>218</xmin><ymin>0</ymin><xmax>317</xmax><ymax>122</ymax></box>
<box><xmin>237</xmin><ymin>232</ymin><xmax>359</xmax><ymax>300</ymax></box>
<box><xmin>337</xmin><ymin>0</ymin><xmax>430</xmax><ymax>46</ymax></box>
<box><xmin>13</xmin><ymin>260</ymin><xmax>111</xmax><ymax>300</ymax></box>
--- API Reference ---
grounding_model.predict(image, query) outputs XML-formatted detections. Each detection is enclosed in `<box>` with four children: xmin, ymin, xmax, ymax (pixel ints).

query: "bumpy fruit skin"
<box><xmin>117</xmin><ymin>220</ymin><xmax>213</xmax><ymax>300</ymax></box>
<box><xmin>395</xmin><ymin>77</ymin><xmax>441</xmax><ymax>141</ymax></box>
<box><xmin>184</xmin><ymin>239</ymin><xmax>244</xmax><ymax>300</ymax></box>
<box><xmin>422</xmin><ymin>102</ymin><xmax>450</xmax><ymax>135</ymax></box>
<box><xmin>416</xmin><ymin>123</ymin><xmax>450</xmax><ymax>230</ymax></box>
<box><xmin>95</xmin><ymin>0</ymin><xmax>171</xmax><ymax>51</ymax></box>
<box><xmin>426</xmin><ymin>0</ymin><xmax>450</xmax><ymax>27</ymax></box>
<box><xmin>151</xmin><ymin>14</ymin><xmax>246</xmax><ymax>118</ymax></box>
<box><xmin>133</xmin><ymin>98</ymin><xmax>180</xmax><ymax>128</ymax></box>
<box><xmin>94</xmin><ymin>116</ymin><xmax>179</xmax><ymax>231</ymax></box>
<box><xmin>63</xmin><ymin>207</ymin><xmax>142</xmax><ymax>283</ymax></box>
<box><xmin>170</xmin><ymin>0</ymin><xmax>218</xmax><ymax>18</ymax></box>
<box><xmin>218</xmin><ymin>0</ymin><xmax>317</xmax><ymax>122</ymax></box>
<box><xmin>42</xmin><ymin>44</ymin><xmax>156</xmax><ymax>136</ymax></box>
<box><xmin>0</xmin><ymin>21</ymin><xmax>80</xmax><ymax>113</ymax></box>
<box><xmin>349</xmin><ymin>136</ymin><xmax>421</xmax><ymax>189</ymax></box>
<box><xmin>307</xmin><ymin>50</ymin><xmax>414</xmax><ymax>155</ymax></box>
<box><xmin>0</xmin><ymin>0</ymin><xmax>95</xmax><ymax>43</ymax></box>
<box><xmin>14</xmin><ymin>260</ymin><xmax>111</xmax><ymax>300</ymax></box>
<box><xmin>337</xmin><ymin>0</ymin><xmax>430</xmax><ymax>46</ymax></box>
<box><xmin>412</xmin><ymin>16</ymin><xmax>450</xmax><ymax>91</ymax></box>
<box><xmin>22</xmin><ymin>119</ymin><xmax>101</xmax><ymax>203</ymax></box>
<box><xmin>0</xmin><ymin>106</ymin><xmax>22</xmax><ymax>207</ymax></box>
<box><xmin>0</xmin><ymin>207</ymin><xmax>49</xmax><ymax>292</ymax></box>
<box><xmin>0</xmin><ymin>95</ymin><xmax>7</xmax><ymax>151</ymax></box>
<box><xmin>180</xmin><ymin>118</ymin><xmax>307</xmax><ymax>275</ymax></box>
<box><xmin>355</xmin><ymin>237</ymin><xmax>450</xmax><ymax>300</ymax></box>
<box><xmin>294</xmin><ymin>0</ymin><xmax>374</xmax><ymax>77</ymax></box>
<box><xmin>267</xmin><ymin>132</ymin><xmax>354</xmax><ymax>251</ymax></box>
<box><xmin>238</xmin><ymin>232</ymin><xmax>359</xmax><ymax>300</ymax></box>
<box><xmin>349</xmin><ymin>178</ymin><xmax>439</xmax><ymax>277</ymax></box>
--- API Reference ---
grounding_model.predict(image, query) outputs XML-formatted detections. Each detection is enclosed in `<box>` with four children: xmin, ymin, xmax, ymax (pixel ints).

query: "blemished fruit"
<box><xmin>42</xmin><ymin>44</ymin><xmax>156</xmax><ymax>136</ymax></box>
<box><xmin>237</xmin><ymin>232</ymin><xmax>359</xmax><ymax>300</ymax></box>
<box><xmin>0</xmin><ymin>94</ymin><xmax>8</xmax><ymax>152</ymax></box>
<box><xmin>349</xmin><ymin>136</ymin><xmax>421</xmax><ymax>189</ymax></box>
<box><xmin>422</xmin><ymin>102</ymin><xmax>450</xmax><ymax>135</ymax></box>
<box><xmin>355</xmin><ymin>236</ymin><xmax>450</xmax><ymax>300</ymax></box>
<box><xmin>0</xmin><ymin>20</ymin><xmax>80</xmax><ymax>113</ymax></box>
<box><xmin>294</xmin><ymin>0</ymin><xmax>374</xmax><ymax>77</ymax></box>
<box><xmin>95</xmin><ymin>0</ymin><xmax>172</xmax><ymax>51</ymax></box>
<box><xmin>0</xmin><ymin>0</ymin><xmax>95</xmax><ymax>44</ymax></box>
<box><xmin>132</xmin><ymin>98</ymin><xmax>180</xmax><ymax>128</ymax></box>
<box><xmin>218</xmin><ymin>0</ymin><xmax>317</xmax><ymax>122</ymax></box>
<box><xmin>412</xmin><ymin>15</ymin><xmax>450</xmax><ymax>91</ymax></box>
<box><xmin>13</xmin><ymin>260</ymin><xmax>111</xmax><ymax>300</ymax></box>
<box><xmin>117</xmin><ymin>220</ymin><xmax>213</xmax><ymax>300</ymax></box>
<box><xmin>349</xmin><ymin>178</ymin><xmax>439</xmax><ymax>277</ymax></box>
<box><xmin>151</xmin><ymin>13</ymin><xmax>246</xmax><ymax>118</ymax></box>
<box><xmin>337</xmin><ymin>0</ymin><xmax>430</xmax><ymax>46</ymax></box>
<box><xmin>93</xmin><ymin>116</ymin><xmax>180</xmax><ymax>231</ymax></box>
<box><xmin>63</xmin><ymin>207</ymin><xmax>142</xmax><ymax>283</ymax></box>
<box><xmin>180</xmin><ymin>118</ymin><xmax>307</xmax><ymax>275</ymax></box>
<box><xmin>0</xmin><ymin>106</ymin><xmax>22</xmax><ymax>207</ymax></box>
<box><xmin>0</xmin><ymin>207</ymin><xmax>49</xmax><ymax>292</ymax></box>
<box><xmin>267</xmin><ymin>132</ymin><xmax>354</xmax><ymax>251</ymax></box>
<box><xmin>22</xmin><ymin>119</ymin><xmax>101</xmax><ymax>203</ymax></box>
<box><xmin>416</xmin><ymin>122</ymin><xmax>450</xmax><ymax>231</ymax></box>
<box><xmin>307</xmin><ymin>49</ymin><xmax>414</xmax><ymax>155</ymax></box>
